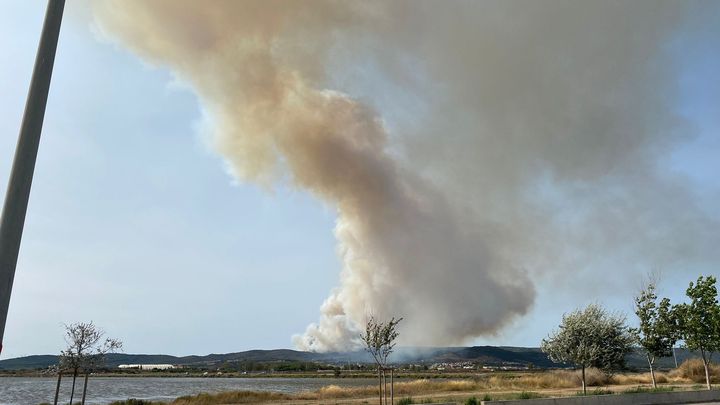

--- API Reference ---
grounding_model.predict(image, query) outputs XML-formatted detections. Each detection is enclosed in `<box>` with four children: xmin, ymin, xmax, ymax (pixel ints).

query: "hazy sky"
<box><xmin>1</xmin><ymin>1</ymin><xmax>719</xmax><ymax>359</ymax></box>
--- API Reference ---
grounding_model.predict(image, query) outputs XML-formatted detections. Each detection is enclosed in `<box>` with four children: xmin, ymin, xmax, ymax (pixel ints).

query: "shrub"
<box><xmin>398</xmin><ymin>397</ymin><xmax>414</xmax><ymax>405</ymax></box>
<box><xmin>465</xmin><ymin>396</ymin><xmax>478</xmax><ymax>405</ymax></box>
<box><xmin>672</xmin><ymin>359</ymin><xmax>720</xmax><ymax>383</ymax></box>
<box><xmin>482</xmin><ymin>394</ymin><xmax>493</xmax><ymax>401</ymax></box>
<box><xmin>515</xmin><ymin>391</ymin><xmax>541</xmax><ymax>400</ymax></box>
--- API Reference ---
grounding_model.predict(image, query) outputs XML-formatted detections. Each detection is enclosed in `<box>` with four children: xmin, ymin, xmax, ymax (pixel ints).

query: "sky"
<box><xmin>0</xmin><ymin>1</ymin><xmax>719</xmax><ymax>359</ymax></box>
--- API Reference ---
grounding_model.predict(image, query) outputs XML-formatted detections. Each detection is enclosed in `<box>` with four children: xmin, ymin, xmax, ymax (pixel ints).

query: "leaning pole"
<box><xmin>0</xmin><ymin>0</ymin><xmax>65</xmax><ymax>354</ymax></box>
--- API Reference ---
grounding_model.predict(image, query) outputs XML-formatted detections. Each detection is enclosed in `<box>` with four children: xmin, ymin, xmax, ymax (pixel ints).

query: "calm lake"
<box><xmin>0</xmin><ymin>376</ymin><xmax>381</xmax><ymax>405</ymax></box>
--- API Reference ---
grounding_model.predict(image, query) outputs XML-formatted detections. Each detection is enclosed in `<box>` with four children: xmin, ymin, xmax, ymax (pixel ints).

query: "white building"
<box><xmin>118</xmin><ymin>364</ymin><xmax>176</xmax><ymax>370</ymax></box>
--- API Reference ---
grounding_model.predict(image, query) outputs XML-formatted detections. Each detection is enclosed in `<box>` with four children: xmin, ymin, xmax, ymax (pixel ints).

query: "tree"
<box><xmin>674</xmin><ymin>276</ymin><xmax>720</xmax><ymax>390</ymax></box>
<box><xmin>541</xmin><ymin>304</ymin><xmax>634</xmax><ymax>395</ymax></box>
<box><xmin>56</xmin><ymin>322</ymin><xmax>122</xmax><ymax>405</ymax></box>
<box><xmin>632</xmin><ymin>281</ymin><xmax>678</xmax><ymax>388</ymax></box>
<box><xmin>361</xmin><ymin>316</ymin><xmax>402</xmax><ymax>405</ymax></box>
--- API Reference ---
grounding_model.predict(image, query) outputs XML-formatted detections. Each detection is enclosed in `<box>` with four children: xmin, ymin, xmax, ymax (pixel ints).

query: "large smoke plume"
<box><xmin>93</xmin><ymin>1</ymin><xmax>720</xmax><ymax>351</ymax></box>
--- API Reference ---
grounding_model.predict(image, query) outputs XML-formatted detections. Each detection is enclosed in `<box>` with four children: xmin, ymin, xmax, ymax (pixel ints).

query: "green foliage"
<box><xmin>465</xmin><ymin>396</ymin><xmax>478</xmax><ymax>405</ymax></box>
<box><xmin>575</xmin><ymin>388</ymin><xmax>613</xmax><ymax>396</ymax></box>
<box><xmin>633</xmin><ymin>282</ymin><xmax>678</xmax><ymax>361</ymax></box>
<box><xmin>674</xmin><ymin>276</ymin><xmax>720</xmax><ymax>389</ymax></box>
<box><xmin>514</xmin><ymin>391</ymin><xmax>541</xmax><ymax>400</ymax></box>
<box><xmin>541</xmin><ymin>304</ymin><xmax>634</xmax><ymax>373</ymax></box>
<box><xmin>397</xmin><ymin>397</ymin><xmax>414</xmax><ymax>405</ymax></box>
<box><xmin>361</xmin><ymin>316</ymin><xmax>403</xmax><ymax>367</ymax></box>
<box><xmin>482</xmin><ymin>394</ymin><xmax>493</xmax><ymax>401</ymax></box>
<box><xmin>675</xmin><ymin>276</ymin><xmax>720</xmax><ymax>357</ymax></box>
<box><xmin>108</xmin><ymin>400</ymin><xmax>164</xmax><ymax>405</ymax></box>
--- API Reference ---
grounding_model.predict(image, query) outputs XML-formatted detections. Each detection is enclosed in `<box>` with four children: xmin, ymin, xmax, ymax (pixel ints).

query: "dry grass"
<box><xmin>475</xmin><ymin>368</ymin><xmax>609</xmax><ymax>390</ymax></box>
<box><xmin>611</xmin><ymin>371</ymin><xmax>669</xmax><ymax>385</ymax></box>
<box><xmin>307</xmin><ymin>379</ymin><xmax>478</xmax><ymax>399</ymax></box>
<box><xmin>669</xmin><ymin>359</ymin><xmax>720</xmax><ymax>383</ymax></box>
<box><xmin>165</xmin><ymin>379</ymin><xmax>495</xmax><ymax>404</ymax></box>
<box><xmin>171</xmin><ymin>391</ymin><xmax>292</xmax><ymax>405</ymax></box>
<box><xmin>152</xmin><ymin>367</ymin><xmax>702</xmax><ymax>404</ymax></box>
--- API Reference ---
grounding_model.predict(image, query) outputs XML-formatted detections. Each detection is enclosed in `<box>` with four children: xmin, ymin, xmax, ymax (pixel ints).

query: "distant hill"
<box><xmin>0</xmin><ymin>355</ymin><xmax>59</xmax><ymax>370</ymax></box>
<box><xmin>0</xmin><ymin>346</ymin><xmax>697</xmax><ymax>371</ymax></box>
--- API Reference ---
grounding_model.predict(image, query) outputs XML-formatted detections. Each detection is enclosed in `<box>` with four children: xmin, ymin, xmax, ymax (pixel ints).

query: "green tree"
<box><xmin>675</xmin><ymin>276</ymin><xmax>720</xmax><ymax>390</ymax></box>
<box><xmin>632</xmin><ymin>282</ymin><xmax>678</xmax><ymax>388</ymax></box>
<box><xmin>541</xmin><ymin>304</ymin><xmax>634</xmax><ymax>395</ymax></box>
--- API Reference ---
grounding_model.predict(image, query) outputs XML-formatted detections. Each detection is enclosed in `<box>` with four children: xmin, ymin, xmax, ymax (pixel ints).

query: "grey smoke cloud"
<box><xmin>93</xmin><ymin>1</ymin><xmax>719</xmax><ymax>351</ymax></box>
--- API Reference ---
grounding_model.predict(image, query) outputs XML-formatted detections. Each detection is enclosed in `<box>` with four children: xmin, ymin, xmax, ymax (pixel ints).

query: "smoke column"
<box><xmin>93</xmin><ymin>1</ymin><xmax>720</xmax><ymax>351</ymax></box>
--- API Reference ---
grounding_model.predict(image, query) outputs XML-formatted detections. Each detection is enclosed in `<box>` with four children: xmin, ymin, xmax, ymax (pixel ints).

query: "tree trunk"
<box><xmin>391</xmin><ymin>367</ymin><xmax>394</xmax><ymax>405</ymax></box>
<box><xmin>702</xmin><ymin>350</ymin><xmax>711</xmax><ymax>390</ymax></box>
<box><xmin>53</xmin><ymin>372</ymin><xmax>62</xmax><ymax>405</ymax></box>
<box><xmin>383</xmin><ymin>368</ymin><xmax>388</xmax><ymax>405</ymax></box>
<box><xmin>80</xmin><ymin>372</ymin><xmax>89</xmax><ymax>405</ymax></box>
<box><xmin>648</xmin><ymin>354</ymin><xmax>657</xmax><ymax>389</ymax></box>
<box><xmin>581</xmin><ymin>365</ymin><xmax>586</xmax><ymax>395</ymax></box>
<box><xmin>704</xmin><ymin>360</ymin><xmax>712</xmax><ymax>390</ymax></box>
<box><xmin>69</xmin><ymin>368</ymin><xmax>78</xmax><ymax>404</ymax></box>
<box><xmin>378</xmin><ymin>367</ymin><xmax>383</xmax><ymax>405</ymax></box>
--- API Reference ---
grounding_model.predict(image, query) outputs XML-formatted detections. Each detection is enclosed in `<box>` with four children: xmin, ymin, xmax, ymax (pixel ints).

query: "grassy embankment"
<box><xmin>102</xmin><ymin>359</ymin><xmax>720</xmax><ymax>405</ymax></box>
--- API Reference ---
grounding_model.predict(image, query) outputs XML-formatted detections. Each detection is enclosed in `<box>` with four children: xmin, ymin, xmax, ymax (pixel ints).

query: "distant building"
<box><xmin>118</xmin><ymin>364</ymin><xmax>175</xmax><ymax>370</ymax></box>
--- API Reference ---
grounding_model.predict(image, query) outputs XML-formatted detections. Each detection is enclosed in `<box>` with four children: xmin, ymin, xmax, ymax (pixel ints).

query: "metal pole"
<box><xmin>0</xmin><ymin>0</ymin><xmax>65</xmax><ymax>354</ymax></box>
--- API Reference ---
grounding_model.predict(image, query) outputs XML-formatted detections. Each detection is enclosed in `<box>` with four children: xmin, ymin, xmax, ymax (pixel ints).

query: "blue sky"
<box><xmin>1</xmin><ymin>2</ymin><xmax>719</xmax><ymax>359</ymax></box>
<box><xmin>1</xmin><ymin>2</ymin><xmax>342</xmax><ymax>358</ymax></box>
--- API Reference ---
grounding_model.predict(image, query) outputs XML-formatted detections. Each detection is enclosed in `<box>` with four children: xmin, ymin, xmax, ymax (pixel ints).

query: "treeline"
<box><xmin>542</xmin><ymin>275</ymin><xmax>720</xmax><ymax>394</ymax></box>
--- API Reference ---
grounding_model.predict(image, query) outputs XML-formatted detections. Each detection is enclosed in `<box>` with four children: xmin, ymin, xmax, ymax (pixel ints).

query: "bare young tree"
<box><xmin>361</xmin><ymin>316</ymin><xmax>402</xmax><ymax>405</ymax></box>
<box><xmin>56</xmin><ymin>322</ymin><xmax>122</xmax><ymax>405</ymax></box>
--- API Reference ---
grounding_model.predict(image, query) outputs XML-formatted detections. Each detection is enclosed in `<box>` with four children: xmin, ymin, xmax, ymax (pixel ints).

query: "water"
<box><xmin>0</xmin><ymin>376</ymin><xmax>380</xmax><ymax>405</ymax></box>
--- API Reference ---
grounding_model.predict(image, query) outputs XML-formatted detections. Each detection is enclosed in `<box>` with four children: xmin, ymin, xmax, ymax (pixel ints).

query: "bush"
<box><xmin>514</xmin><ymin>391</ymin><xmax>541</xmax><ymax>400</ymax></box>
<box><xmin>672</xmin><ymin>359</ymin><xmax>720</xmax><ymax>383</ymax></box>
<box><xmin>465</xmin><ymin>396</ymin><xmax>478</xmax><ymax>405</ymax></box>
<box><xmin>482</xmin><ymin>394</ymin><xmax>493</xmax><ymax>401</ymax></box>
<box><xmin>109</xmin><ymin>400</ymin><xmax>164</xmax><ymax>405</ymax></box>
<box><xmin>582</xmin><ymin>368</ymin><xmax>611</xmax><ymax>386</ymax></box>
<box><xmin>398</xmin><ymin>397</ymin><xmax>414</xmax><ymax>405</ymax></box>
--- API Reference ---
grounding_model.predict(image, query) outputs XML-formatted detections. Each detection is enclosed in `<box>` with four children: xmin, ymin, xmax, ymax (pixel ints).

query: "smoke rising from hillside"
<box><xmin>93</xmin><ymin>1</ymin><xmax>720</xmax><ymax>351</ymax></box>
